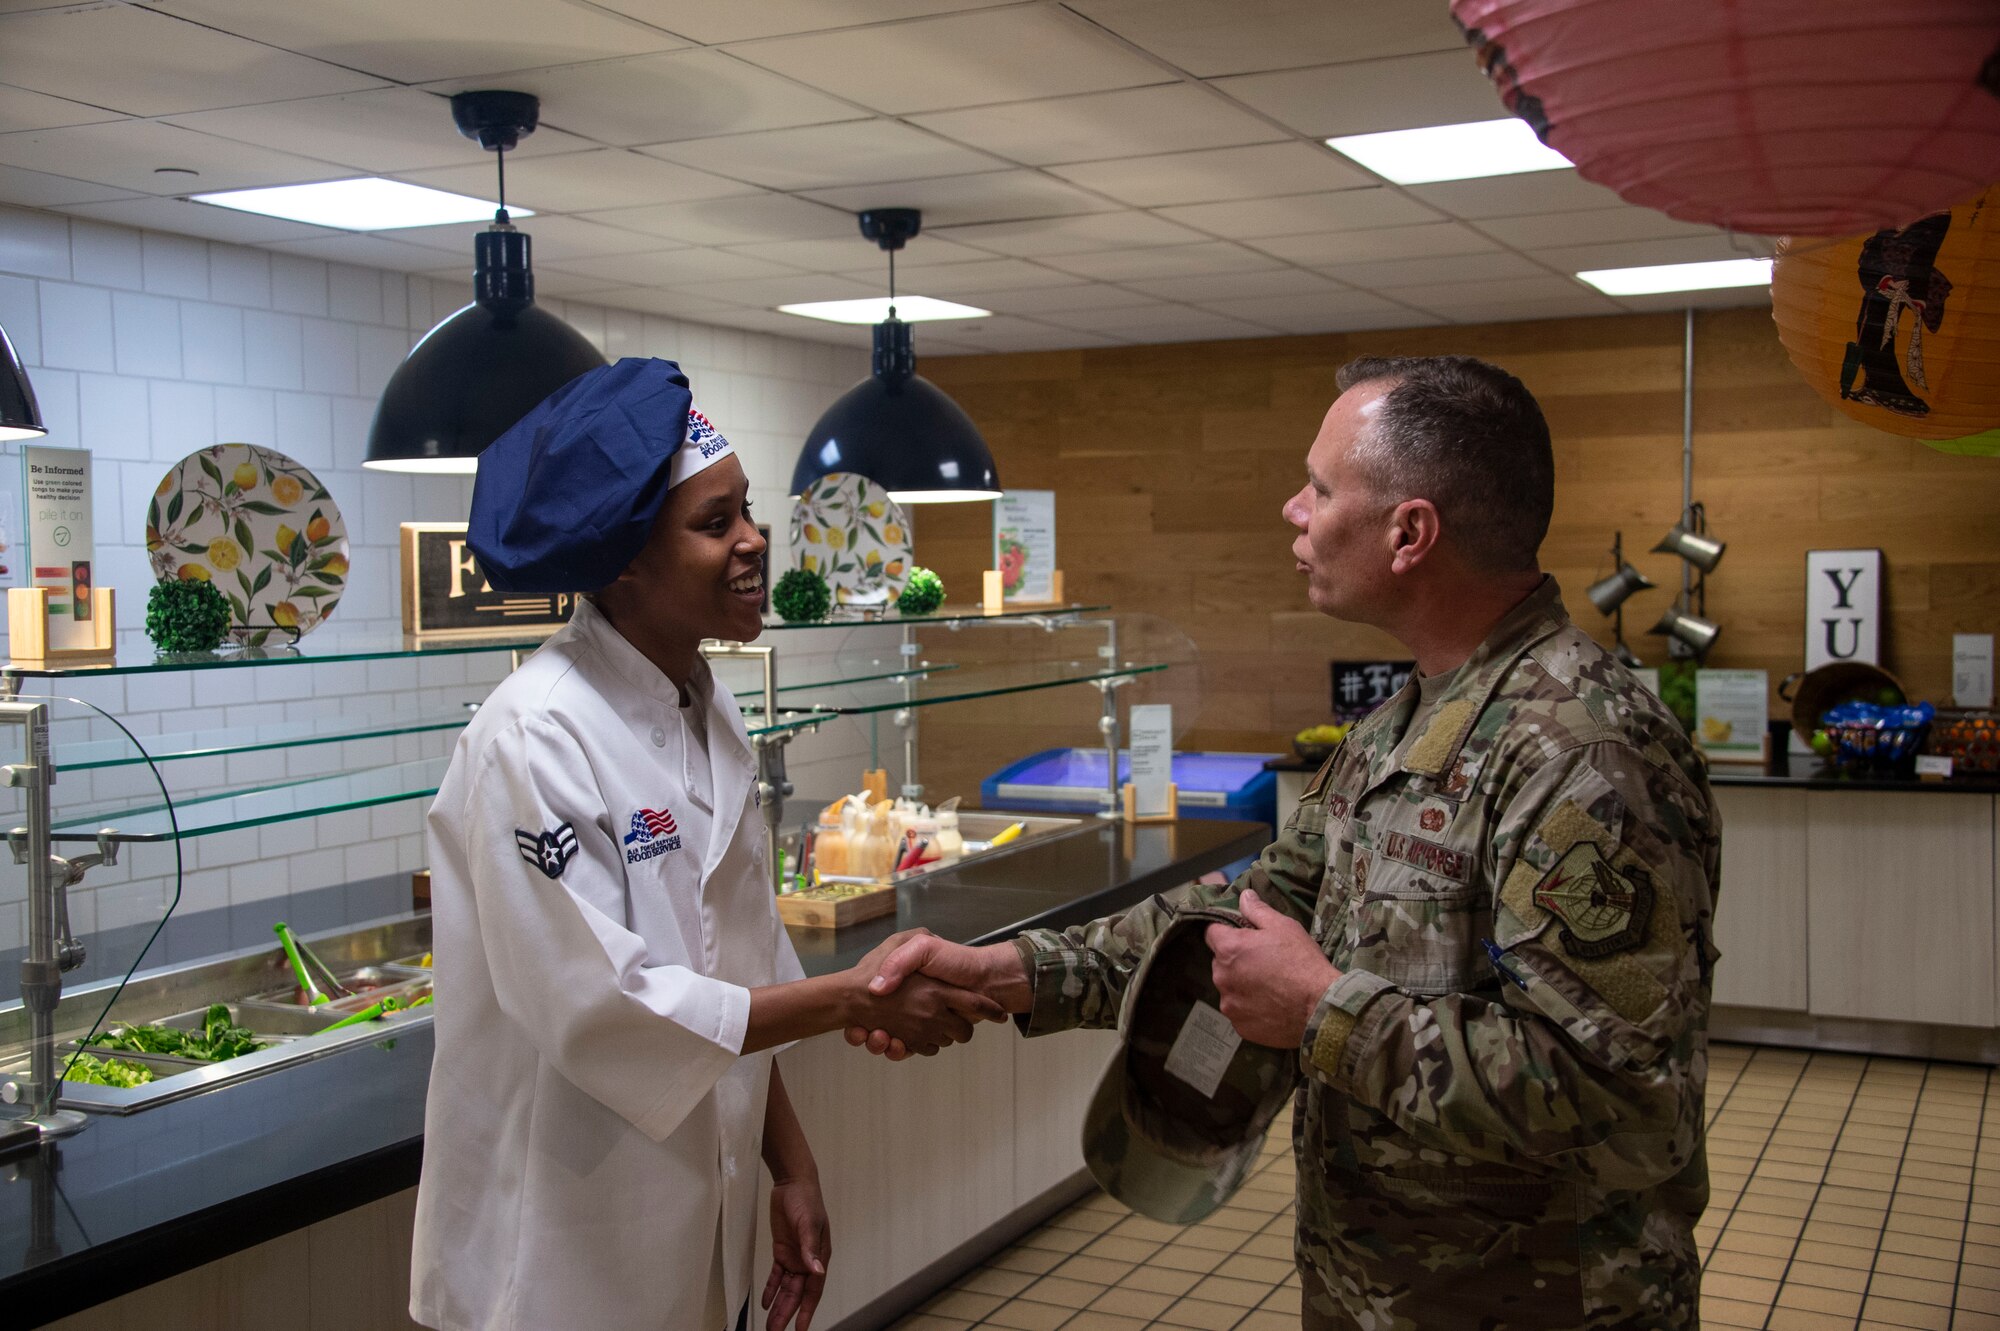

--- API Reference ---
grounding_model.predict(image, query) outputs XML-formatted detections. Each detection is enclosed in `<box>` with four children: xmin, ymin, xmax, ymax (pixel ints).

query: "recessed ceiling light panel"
<box><xmin>192</xmin><ymin>178</ymin><xmax>528</xmax><ymax>231</ymax></box>
<box><xmin>1577</xmin><ymin>258</ymin><xmax>1773</xmax><ymax>296</ymax></box>
<box><xmin>1326</xmin><ymin>118</ymin><xmax>1572</xmax><ymax>185</ymax></box>
<box><xmin>778</xmin><ymin>296</ymin><xmax>991</xmax><ymax>325</ymax></box>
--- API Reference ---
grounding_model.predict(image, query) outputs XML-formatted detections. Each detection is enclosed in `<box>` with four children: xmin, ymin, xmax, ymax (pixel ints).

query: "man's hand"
<box><xmin>844</xmin><ymin>937</ymin><xmax>1028</xmax><ymax>1060</ymax></box>
<box><xmin>840</xmin><ymin>929</ymin><xmax>1007</xmax><ymax>1058</ymax></box>
<box><xmin>763</xmin><ymin>1172</ymin><xmax>829</xmax><ymax>1331</ymax></box>
<box><xmin>1208</xmin><ymin>889</ymin><xmax>1340</xmax><ymax>1049</ymax></box>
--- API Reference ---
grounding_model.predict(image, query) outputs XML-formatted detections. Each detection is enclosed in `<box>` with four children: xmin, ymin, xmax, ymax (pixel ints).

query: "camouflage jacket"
<box><xmin>1017</xmin><ymin>579</ymin><xmax>1722</xmax><ymax>1331</ymax></box>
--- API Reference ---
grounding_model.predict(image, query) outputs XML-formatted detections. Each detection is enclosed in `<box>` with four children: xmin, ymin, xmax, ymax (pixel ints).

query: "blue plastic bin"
<box><xmin>981</xmin><ymin>748</ymin><xmax>1279</xmax><ymax>835</ymax></box>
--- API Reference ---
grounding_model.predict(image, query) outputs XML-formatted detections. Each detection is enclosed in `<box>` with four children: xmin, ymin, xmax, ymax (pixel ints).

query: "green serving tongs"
<box><xmin>273</xmin><ymin>922</ymin><xmax>351</xmax><ymax>1005</ymax></box>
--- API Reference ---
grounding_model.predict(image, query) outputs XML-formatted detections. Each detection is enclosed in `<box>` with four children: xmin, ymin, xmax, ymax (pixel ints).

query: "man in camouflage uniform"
<box><xmin>860</xmin><ymin>356</ymin><xmax>1722</xmax><ymax>1330</ymax></box>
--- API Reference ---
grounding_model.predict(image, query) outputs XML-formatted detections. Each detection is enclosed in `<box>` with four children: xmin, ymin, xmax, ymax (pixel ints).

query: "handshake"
<box><xmin>834</xmin><ymin>930</ymin><xmax>1031</xmax><ymax>1059</ymax></box>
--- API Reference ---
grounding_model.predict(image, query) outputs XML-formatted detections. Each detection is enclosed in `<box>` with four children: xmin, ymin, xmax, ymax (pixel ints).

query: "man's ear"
<box><xmin>1388</xmin><ymin>498</ymin><xmax>1442</xmax><ymax>575</ymax></box>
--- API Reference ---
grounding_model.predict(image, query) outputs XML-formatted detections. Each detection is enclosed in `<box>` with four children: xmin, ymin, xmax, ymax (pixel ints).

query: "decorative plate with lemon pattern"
<box><xmin>788</xmin><ymin>472</ymin><xmax>912</xmax><ymax>605</ymax></box>
<box><xmin>147</xmin><ymin>444</ymin><xmax>348</xmax><ymax>646</ymax></box>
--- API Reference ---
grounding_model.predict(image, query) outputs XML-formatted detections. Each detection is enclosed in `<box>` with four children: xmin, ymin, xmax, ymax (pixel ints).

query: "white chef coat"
<box><xmin>411</xmin><ymin>597</ymin><xmax>804</xmax><ymax>1331</ymax></box>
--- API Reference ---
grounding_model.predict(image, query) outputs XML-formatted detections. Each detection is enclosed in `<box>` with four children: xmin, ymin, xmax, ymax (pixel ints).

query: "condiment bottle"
<box><xmin>933</xmin><ymin>796</ymin><xmax>964</xmax><ymax>863</ymax></box>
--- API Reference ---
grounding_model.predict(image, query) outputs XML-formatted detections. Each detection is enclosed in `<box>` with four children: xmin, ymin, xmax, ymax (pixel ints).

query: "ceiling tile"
<box><xmin>265</xmin><ymin>232</ymin><xmax>457</xmax><ymax>271</ymax></box>
<box><xmin>0</xmin><ymin>164</ymin><xmax>140</xmax><ymax>210</ymax></box>
<box><xmin>728</xmin><ymin>7</ymin><xmax>1168</xmax><ymax>115</ymax></box>
<box><xmin>424</xmin><ymin>49</ymin><xmax>868</xmax><ymax>148</ymax></box>
<box><xmin>935</xmin><ymin>211</ymin><xmax>1204</xmax><ymax>257</ymax></box>
<box><xmin>1249</xmin><ymin>222</ymin><xmax>1498</xmax><ymax>267</ymax></box>
<box><xmin>914</xmin><ymin>313</ymin><xmax>1115</xmax><ymax>352</ymax></box>
<box><xmin>559</xmin><ymin>247</ymin><xmax>805</xmax><ymax>286</ymax></box>
<box><xmin>1439</xmin><ymin>295</ymin><xmax>1627</xmax><ymax>325</ymax></box>
<box><xmin>583</xmin><ymin>193</ymin><xmax>858</xmax><ymax>246</ymax></box>
<box><xmin>668</xmin><ymin>272</ymin><xmax>881</xmax><ymax>306</ymax></box>
<box><xmin>574</xmin><ymin>286</ymin><xmax>743</xmax><ymax>321</ymax></box>
<box><xmin>392</xmin><ymin>215</ymin><xmax>684</xmax><ymax>261</ymax></box>
<box><xmin>0</xmin><ymin>120</ymin><xmax>351</xmax><ymax>194</ymax></box>
<box><xmin>0</xmin><ymin>6</ymin><xmax>380</xmax><ymax>116</ymax></box>
<box><xmin>590</xmin><ymin>1</ymin><xmax>1008</xmax><ymax>45</ymax></box>
<box><xmin>1155</xmin><ymin>187</ymin><xmax>1440</xmax><ymax>239</ymax></box>
<box><xmin>720</xmin><ymin>234</ymin><xmax>987</xmax><ymax>273</ymax></box>
<box><xmin>1317</xmin><ymin>251</ymin><xmax>1547</xmax><ymax>291</ymax></box>
<box><xmin>0</xmin><ymin>83</ymin><xmax>122</xmax><ymax>132</ymax></box>
<box><xmin>145</xmin><ymin>0</ymin><xmax>689</xmax><ymax>83</ymax></box>
<box><xmin>1382</xmin><ymin>274</ymin><xmax>1602</xmax><ymax>313</ymax></box>
<box><xmin>401</xmin><ymin>149</ymin><xmax>759</xmax><ymax>213</ymax></box>
<box><xmin>865</xmin><ymin>256</ymin><xmax>1079</xmax><ymax>296</ymax></box>
<box><xmin>643</xmin><ymin>120</ymin><xmax>1005</xmax><ymax>192</ymax></box>
<box><xmin>1042</xmin><ymin>240</ymin><xmax>1283</xmax><ymax>282</ymax></box>
<box><xmin>1478</xmin><ymin>206</ymin><xmax>1732</xmax><ymax>251</ymax></box>
<box><xmin>1043</xmin><ymin>304</ymin><xmax>1276</xmax><ymax>342</ymax></box>
<box><xmin>164</xmin><ymin>88</ymin><xmax>591</xmax><ymax>177</ymax></box>
<box><xmin>57</xmin><ymin>195</ymin><xmax>336</xmax><ymax>244</ymax></box>
<box><xmin>803</xmin><ymin>169</ymin><xmax>1120</xmax><ymax>226</ymax></box>
<box><xmin>1214</xmin><ymin>50</ymin><xmax>1499</xmax><ymax>139</ymax></box>
<box><xmin>1201</xmin><ymin>289</ymin><xmax>1426</xmax><ymax>335</ymax></box>
<box><xmin>1125</xmin><ymin>268</ymin><xmax>1339</xmax><ymax>302</ymax></box>
<box><xmin>1404</xmin><ymin>168</ymin><xmax>1622</xmax><ymax>221</ymax></box>
<box><xmin>1047</xmin><ymin>142</ymin><xmax>1370</xmax><ymax>208</ymax></box>
<box><xmin>1066</xmin><ymin>0</ymin><xmax>1461</xmax><ymax>79</ymax></box>
<box><xmin>906</xmin><ymin>84</ymin><xmax>1278</xmax><ymax>166</ymax></box>
<box><xmin>692</xmin><ymin>305</ymin><xmax>873</xmax><ymax>345</ymax></box>
<box><xmin>1613</xmin><ymin>286</ymin><xmax>1773</xmax><ymax>314</ymax></box>
<box><xmin>1528</xmin><ymin>234</ymin><xmax>1780</xmax><ymax>273</ymax></box>
<box><xmin>962</xmin><ymin>282</ymin><xmax>1158</xmax><ymax>314</ymax></box>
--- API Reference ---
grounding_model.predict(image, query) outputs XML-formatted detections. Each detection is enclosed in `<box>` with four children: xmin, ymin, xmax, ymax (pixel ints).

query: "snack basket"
<box><xmin>1927</xmin><ymin>711</ymin><xmax>2000</xmax><ymax>774</ymax></box>
<box><xmin>1821</xmin><ymin>700</ymin><xmax>1935</xmax><ymax>774</ymax></box>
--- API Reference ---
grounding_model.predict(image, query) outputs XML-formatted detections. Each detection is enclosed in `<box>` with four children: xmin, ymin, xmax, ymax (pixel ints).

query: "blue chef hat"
<box><xmin>468</xmin><ymin>357</ymin><xmax>735</xmax><ymax>593</ymax></box>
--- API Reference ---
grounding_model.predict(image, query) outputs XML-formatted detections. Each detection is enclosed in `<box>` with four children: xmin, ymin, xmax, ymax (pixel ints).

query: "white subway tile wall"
<box><xmin>0</xmin><ymin>201</ymin><xmax>888</xmax><ymax>957</ymax></box>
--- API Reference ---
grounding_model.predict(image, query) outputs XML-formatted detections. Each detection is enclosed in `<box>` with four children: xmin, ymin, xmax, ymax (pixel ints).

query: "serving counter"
<box><xmin>1</xmin><ymin>814</ymin><xmax>1268</xmax><ymax>1331</ymax></box>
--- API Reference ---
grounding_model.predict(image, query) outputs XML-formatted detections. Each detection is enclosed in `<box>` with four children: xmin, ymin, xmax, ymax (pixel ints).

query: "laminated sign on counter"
<box><xmin>22</xmin><ymin>445</ymin><xmax>94</xmax><ymax>652</ymax></box>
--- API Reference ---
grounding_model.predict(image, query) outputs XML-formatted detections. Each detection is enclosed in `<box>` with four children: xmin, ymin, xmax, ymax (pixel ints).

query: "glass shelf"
<box><xmin>770</xmin><ymin>661</ymin><xmax>958</xmax><ymax>695</ymax></box>
<box><xmin>59</xmin><ymin>701</ymin><xmax>480</xmax><ymax>770</ymax></box>
<box><xmin>3</xmin><ymin>627</ymin><xmax>551</xmax><ymax>680</ymax></box>
<box><xmin>48</xmin><ymin>757</ymin><xmax>454</xmax><ymax>843</ymax></box>
<box><xmin>753</xmin><ymin>603</ymin><xmax>1109</xmax><ymax>632</ymax></box>
<box><xmin>743</xmin><ymin>659</ymin><xmax>1167</xmax><ymax>719</ymax></box>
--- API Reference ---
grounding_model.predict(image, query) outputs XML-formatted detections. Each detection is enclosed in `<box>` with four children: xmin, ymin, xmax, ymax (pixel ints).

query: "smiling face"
<box><xmin>613</xmin><ymin>453</ymin><xmax>767</xmax><ymax>646</ymax></box>
<box><xmin>1281</xmin><ymin>379</ymin><xmax>1399</xmax><ymax>621</ymax></box>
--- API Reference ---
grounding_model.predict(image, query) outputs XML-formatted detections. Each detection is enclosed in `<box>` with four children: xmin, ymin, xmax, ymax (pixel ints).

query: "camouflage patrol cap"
<box><xmin>1081</xmin><ymin>905</ymin><xmax>1299</xmax><ymax>1225</ymax></box>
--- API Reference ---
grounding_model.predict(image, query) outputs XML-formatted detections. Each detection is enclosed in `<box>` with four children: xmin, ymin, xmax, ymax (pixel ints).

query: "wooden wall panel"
<box><xmin>912</xmin><ymin>308</ymin><xmax>2000</xmax><ymax>808</ymax></box>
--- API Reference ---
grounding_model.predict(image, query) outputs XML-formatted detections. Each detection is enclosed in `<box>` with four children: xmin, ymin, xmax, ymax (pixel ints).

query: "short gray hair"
<box><xmin>1335</xmin><ymin>355</ymin><xmax>1553</xmax><ymax>572</ymax></box>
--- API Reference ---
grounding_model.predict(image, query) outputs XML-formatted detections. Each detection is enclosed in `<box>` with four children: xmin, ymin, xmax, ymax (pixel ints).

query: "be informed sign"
<box><xmin>400</xmin><ymin>523</ymin><xmax>573</xmax><ymax>638</ymax></box>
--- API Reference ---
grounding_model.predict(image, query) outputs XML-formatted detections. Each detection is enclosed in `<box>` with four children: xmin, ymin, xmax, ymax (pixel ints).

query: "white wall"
<box><xmin>0</xmin><ymin>201</ymin><xmax>889</xmax><ymax>961</ymax></box>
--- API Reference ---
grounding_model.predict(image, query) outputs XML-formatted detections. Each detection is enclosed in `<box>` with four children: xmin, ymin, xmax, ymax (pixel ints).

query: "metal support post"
<box><xmin>1099</xmin><ymin>617</ymin><xmax>1121</xmax><ymax>818</ymax></box>
<box><xmin>700</xmin><ymin>643</ymin><xmax>794</xmax><ymax>891</ymax></box>
<box><xmin>0</xmin><ymin>699</ymin><xmax>87</xmax><ymax>1139</ymax></box>
<box><xmin>899</xmin><ymin>623</ymin><xmax>921</xmax><ymax>800</ymax></box>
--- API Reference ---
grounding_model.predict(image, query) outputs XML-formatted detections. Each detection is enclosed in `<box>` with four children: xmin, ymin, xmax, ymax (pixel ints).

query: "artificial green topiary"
<box><xmin>896</xmin><ymin>567</ymin><xmax>945</xmax><ymax>616</ymax></box>
<box><xmin>772</xmin><ymin>567</ymin><xmax>832</xmax><ymax>623</ymax></box>
<box><xmin>146</xmin><ymin>578</ymin><xmax>232</xmax><ymax>653</ymax></box>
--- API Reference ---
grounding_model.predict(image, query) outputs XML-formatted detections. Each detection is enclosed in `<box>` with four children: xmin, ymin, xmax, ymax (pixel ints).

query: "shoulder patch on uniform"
<box><xmin>517</xmin><ymin>822</ymin><xmax>579</xmax><ymax>879</ymax></box>
<box><xmin>1532</xmin><ymin>841</ymin><xmax>1654</xmax><ymax>959</ymax></box>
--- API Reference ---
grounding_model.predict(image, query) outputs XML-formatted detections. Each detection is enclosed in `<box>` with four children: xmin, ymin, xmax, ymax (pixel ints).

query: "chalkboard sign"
<box><xmin>1330</xmin><ymin>659</ymin><xmax>1415</xmax><ymax>722</ymax></box>
<box><xmin>400</xmin><ymin>523</ymin><xmax>572</xmax><ymax>639</ymax></box>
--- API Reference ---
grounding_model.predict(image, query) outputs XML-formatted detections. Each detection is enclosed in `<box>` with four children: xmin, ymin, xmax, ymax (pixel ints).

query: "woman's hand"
<box><xmin>763</xmin><ymin>1173</ymin><xmax>830</xmax><ymax>1331</ymax></box>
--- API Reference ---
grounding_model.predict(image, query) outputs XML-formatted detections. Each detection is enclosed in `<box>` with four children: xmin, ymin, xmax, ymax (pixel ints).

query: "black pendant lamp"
<box><xmin>364</xmin><ymin>91</ymin><xmax>606</xmax><ymax>473</ymax></box>
<box><xmin>0</xmin><ymin>320</ymin><xmax>45</xmax><ymax>441</ymax></box>
<box><xmin>790</xmin><ymin>209</ymin><xmax>1000</xmax><ymax>503</ymax></box>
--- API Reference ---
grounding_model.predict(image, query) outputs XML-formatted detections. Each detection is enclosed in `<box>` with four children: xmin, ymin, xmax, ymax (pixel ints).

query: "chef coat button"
<box><xmin>650</xmin><ymin>726</ymin><xmax>666</xmax><ymax>747</ymax></box>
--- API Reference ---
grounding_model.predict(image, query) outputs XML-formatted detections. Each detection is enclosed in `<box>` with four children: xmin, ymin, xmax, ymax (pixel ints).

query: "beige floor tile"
<box><xmin>1957</xmin><ymin>1283</ymin><xmax>2000</xmax><ymax>1315</ymax></box>
<box><xmin>1019</xmin><ymin>1227</ymin><xmax>1092</xmax><ymax>1255</ymax></box>
<box><xmin>1889</xmin><ymin>1192</ymin><xmax>1965</xmax><ymax>1221</ymax></box>
<box><xmin>1152</xmin><ymin>1298</ymin><xmax>1250</xmax><ymax>1329</ymax></box>
<box><xmin>888</xmin><ymin>1317</ymin><xmax>974</xmax><ymax>1331</ymax></box>
<box><xmin>1817</xmin><ymin>1202</ymin><xmax>1894</xmax><ymax>1228</ymax></box>
<box><xmin>1736</xmin><ymin>1191</ymin><xmax>1812</xmax><ymax>1220</ymax></box>
<box><xmin>1701</xmin><ymin>1294</ymin><xmax>1774</xmax><ymax>1327</ymax></box>
<box><xmin>1080</xmin><ymin>1234</ymin><xmax>1160</xmax><ymax>1265</ymax></box>
<box><xmin>1806</xmin><ymin>1218</ymin><xmax>1888</xmax><ymax>1248</ymax></box>
<box><xmin>991</xmin><ymin>1246</ymin><xmax>1065</xmax><ymax>1276</ymax></box>
<box><xmin>920</xmin><ymin>1287</ymin><xmax>1004</xmax><ymax>1320</ymax></box>
<box><xmin>1110</xmin><ymin>1216</ymin><xmax>1184</xmax><ymax>1244</ymax></box>
<box><xmin>1086</xmin><ymin>1285</ymin><xmax>1176</xmax><ymax>1320</ymax></box>
<box><xmin>1212</xmin><ymin>1253</ymin><xmax>1295</xmax><ymax>1285</ymax></box>
<box><xmin>1885</xmin><ymin>1212</ymin><xmax>1963</xmax><ymax>1242</ymax></box>
<box><xmin>1118</xmin><ymin>1265</ymin><xmax>1202</xmax><ymax>1297</ymax></box>
<box><xmin>1062</xmin><ymin>1312</ymin><xmax>1148</xmax><ymax>1330</ymax></box>
<box><xmin>977</xmin><ymin>1301</ymin><xmax>1069</xmax><ymax>1331</ymax></box>
<box><xmin>1239</xmin><ymin>1233</ymin><xmax>1294</xmax><ymax>1262</ymax></box>
<box><xmin>1018</xmin><ymin>1275</ymin><xmax>1110</xmax><ymax>1307</ymax></box>
<box><xmin>1704</xmin><ymin>1249</ymin><xmax>1788</xmax><ymax>1281</ymax></box>
<box><xmin>1967</xmin><ymin>1240</ymin><xmax>2000</xmax><ymax>1267</ymax></box>
<box><xmin>1730</xmin><ymin>1209</ymin><xmax>1805</xmax><ymax>1239</ymax></box>
<box><xmin>1233</xmin><ymin>1313</ymin><xmax>1296</xmax><ymax>1331</ymax></box>
<box><xmin>1056</xmin><ymin>1255</ymin><xmax>1139</xmax><ymax>1286</ymax></box>
<box><xmin>1147</xmin><ymin>1244</ymin><xmax>1228</xmax><ymax>1275</ymax></box>
<box><xmin>1203</xmin><ymin>1208</ymin><xmax>1271</xmax><ymax>1233</ymax></box>
<box><xmin>1859</xmin><ymin>1294</ymin><xmax>1952</xmax><ymax>1329</ymax></box>
<box><xmin>1188</xmin><ymin>1274</ymin><xmax>1272</xmax><ymax>1308</ymax></box>
<box><xmin>953</xmin><ymin>1267</ymin><xmax>1036</xmax><ymax>1299</ymax></box>
<box><xmin>1049</xmin><ymin>1206</ymin><xmax>1123</xmax><ymax>1235</ymax></box>
<box><xmin>1953</xmin><ymin>1313</ymin><xmax>2000</xmax><ymax>1331</ymax></box>
<box><xmin>1702</xmin><ymin>1272</ymin><xmax>1779</xmax><ymax>1305</ymax></box>
<box><xmin>1716</xmin><ymin>1228</ymin><xmax>1795</xmax><ymax>1259</ymax></box>
<box><xmin>1777</xmin><ymin>1282</ymin><xmax>1865</xmax><ymax>1317</ymax></box>
<box><xmin>1787</xmin><ymin>1253</ymin><xmax>1876</xmax><ymax>1290</ymax></box>
<box><xmin>1962</xmin><ymin>1262</ymin><xmax>2000</xmax><ymax>1291</ymax></box>
<box><xmin>1766</xmin><ymin>1307</ymin><xmax>1847</xmax><ymax>1330</ymax></box>
<box><xmin>1865</xmin><ymin>1273</ymin><xmax>1956</xmax><ymax>1306</ymax></box>
<box><xmin>1872</xmin><ymin>1249</ymin><xmax>1957</xmax><ymax>1283</ymax></box>
<box><xmin>1260</xmin><ymin>1284</ymin><xmax>1303</xmax><ymax>1314</ymax></box>
<box><xmin>1175</xmin><ymin>1226</ymin><xmax>1247</xmax><ymax>1253</ymax></box>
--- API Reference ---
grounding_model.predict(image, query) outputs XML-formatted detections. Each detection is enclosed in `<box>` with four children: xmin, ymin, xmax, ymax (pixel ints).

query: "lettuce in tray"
<box><xmin>85</xmin><ymin>1004</ymin><xmax>270</xmax><ymax>1063</ymax></box>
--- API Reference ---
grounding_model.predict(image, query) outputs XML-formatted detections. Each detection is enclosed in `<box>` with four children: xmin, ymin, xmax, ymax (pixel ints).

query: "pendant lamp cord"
<box><xmin>494</xmin><ymin>144</ymin><xmax>509</xmax><ymax>224</ymax></box>
<box><xmin>887</xmin><ymin>246</ymin><xmax>896</xmax><ymax>320</ymax></box>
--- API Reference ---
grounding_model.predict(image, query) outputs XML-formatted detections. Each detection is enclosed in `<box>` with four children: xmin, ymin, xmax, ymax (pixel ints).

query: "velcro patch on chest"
<box><xmin>1532</xmin><ymin>842</ymin><xmax>1654</xmax><ymax>959</ymax></box>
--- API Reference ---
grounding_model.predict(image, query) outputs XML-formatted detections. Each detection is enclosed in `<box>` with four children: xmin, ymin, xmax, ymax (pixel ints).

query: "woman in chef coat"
<box><xmin>411</xmin><ymin>358</ymin><xmax>1000</xmax><ymax>1331</ymax></box>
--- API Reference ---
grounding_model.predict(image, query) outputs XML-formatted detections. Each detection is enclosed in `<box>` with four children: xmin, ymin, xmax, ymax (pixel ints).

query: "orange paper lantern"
<box><xmin>1772</xmin><ymin>189</ymin><xmax>2000</xmax><ymax>441</ymax></box>
<box><xmin>1452</xmin><ymin>0</ymin><xmax>2000</xmax><ymax>237</ymax></box>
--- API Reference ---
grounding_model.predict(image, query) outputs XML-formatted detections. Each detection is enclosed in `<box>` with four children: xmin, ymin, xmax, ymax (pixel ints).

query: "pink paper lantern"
<box><xmin>1452</xmin><ymin>0</ymin><xmax>2000</xmax><ymax>237</ymax></box>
